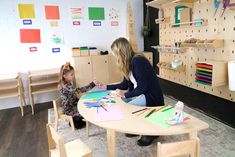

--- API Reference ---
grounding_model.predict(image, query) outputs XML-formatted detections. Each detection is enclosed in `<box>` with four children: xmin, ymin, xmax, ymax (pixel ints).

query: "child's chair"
<box><xmin>46</xmin><ymin>124</ymin><xmax>92</xmax><ymax>157</ymax></box>
<box><xmin>53</xmin><ymin>97</ymin><xmax>75</xmax><ymax>131</ymax></box>
<box><xmin>157</xmin><ymin>138</ymin><xmax>200</xmax><ymax>157</ymax></box>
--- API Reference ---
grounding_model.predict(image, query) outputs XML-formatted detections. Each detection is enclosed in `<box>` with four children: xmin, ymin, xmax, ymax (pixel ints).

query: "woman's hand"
<box><xmin>116</xmin><ymin>89</ymin><xmax>125</xmax><ymax>98</ymax></box>
<box><xmin>93</xmin><ymin>79</ymin><xmax>107</xmax><ymax>90</ymax></box>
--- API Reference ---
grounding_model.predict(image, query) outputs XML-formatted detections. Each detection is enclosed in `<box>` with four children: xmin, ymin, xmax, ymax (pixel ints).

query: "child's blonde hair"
<box><xmin>58</xmin><ymin>62</ymin><xmax>74</xmax><ymax>88</ymax></box>
<box><xmin>111</xmin><ymin>37</ymin><xmax>134</xmax><ymax>79</ymax></box>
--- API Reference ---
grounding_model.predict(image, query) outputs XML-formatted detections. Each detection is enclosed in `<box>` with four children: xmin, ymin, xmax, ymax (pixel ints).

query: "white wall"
<box><xmin>0</xmin><ymin>0</ymin><xmax>143</xmax><ymax>110</ymax></box>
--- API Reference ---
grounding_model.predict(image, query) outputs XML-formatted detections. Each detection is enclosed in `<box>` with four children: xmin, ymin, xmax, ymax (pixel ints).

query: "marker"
<box><xmin>100</xmin><ymin>105</ymin><xmax>108</xmax><ymax>112</ymax></box>
<box><xmin>132</xmin><ymin>108</ymin><xmax>147</xmax><ymax>114</ymax></box>
<box><xmin>145</xmin><ymin>109</ymin><xmax>156</xmax><ymax>118</ymax></box>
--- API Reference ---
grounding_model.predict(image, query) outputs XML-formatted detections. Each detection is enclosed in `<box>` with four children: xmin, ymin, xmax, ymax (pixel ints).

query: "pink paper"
<box><xmin>95</xmin><ymin>105</ymin><xmax>123</xmax><ymax>122</ymax></box>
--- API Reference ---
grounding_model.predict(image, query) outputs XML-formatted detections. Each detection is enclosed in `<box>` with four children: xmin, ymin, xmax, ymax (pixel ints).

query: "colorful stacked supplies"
<box><xmin>195</xmin><ymin>63</ymin><xmax>213</xmax><ymax>86</ymax></box>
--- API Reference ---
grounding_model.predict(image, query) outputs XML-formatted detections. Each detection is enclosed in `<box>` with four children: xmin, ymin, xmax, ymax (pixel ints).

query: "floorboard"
<box><xmin>0</xmin><ymin>102</ymin><xmax>52</xmax><ymax>157</ymax></box>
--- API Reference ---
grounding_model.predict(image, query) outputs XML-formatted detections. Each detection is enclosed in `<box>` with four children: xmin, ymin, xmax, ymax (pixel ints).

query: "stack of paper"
<box><xmin>195</xmin><ymin>63</ymin><xmax>213</xmax><ymax>86</ymax></box>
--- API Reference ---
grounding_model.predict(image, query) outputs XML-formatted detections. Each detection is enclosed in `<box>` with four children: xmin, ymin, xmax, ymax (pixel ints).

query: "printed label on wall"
<box><xmin>93</xmin><ymin>21</ymin><xmax>101</xmax><ymax>26</ymax></box>
<box><xmin>73</xmin><ymin>21</ymin><xmax>81</xmax><ymax>26</ymax></box>
<box><xmin>23</xmin><ymin>19</ymin><xmax>32</xmax><ymax>25</ymax></box>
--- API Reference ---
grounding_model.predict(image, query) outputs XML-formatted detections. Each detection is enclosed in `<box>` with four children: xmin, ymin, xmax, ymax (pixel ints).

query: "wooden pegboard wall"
<box><xmin>159</xmin><ymin>0</ymin><xmax>235</xmax><ymax>101</ymax></box>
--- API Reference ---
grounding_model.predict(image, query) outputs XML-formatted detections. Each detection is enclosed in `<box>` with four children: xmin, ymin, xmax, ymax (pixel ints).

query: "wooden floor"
<box><xmin>0</xmin><ymin>102</ymin><xmax>52</xmax><ymax>157</ymax></box>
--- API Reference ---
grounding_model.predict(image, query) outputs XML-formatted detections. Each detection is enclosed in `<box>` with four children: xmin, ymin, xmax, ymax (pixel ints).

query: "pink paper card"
<box><xmin>95</xmin><ymin>105</ymin><xmax>123</xmax><ymax>122</ymax></box>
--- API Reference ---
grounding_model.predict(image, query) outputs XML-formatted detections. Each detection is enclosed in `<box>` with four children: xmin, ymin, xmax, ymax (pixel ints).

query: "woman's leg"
<box><xmin>127</xmin><ymin>94</ymin><xmax>146</xmax><ymax>106</ymax></box>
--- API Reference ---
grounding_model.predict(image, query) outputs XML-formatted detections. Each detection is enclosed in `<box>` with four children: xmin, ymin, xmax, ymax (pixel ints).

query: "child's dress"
<box><xmin>59</xmin><ymin>82</ymin><xmax>95</xmax><ymax>117</ymax></box>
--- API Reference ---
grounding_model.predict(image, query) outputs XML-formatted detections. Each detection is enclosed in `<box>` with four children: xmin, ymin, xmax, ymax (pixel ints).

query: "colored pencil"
<box><xmin>136</xmin><ymin>108</ymin><xmax>149</xmax><ymax>116</ymax></box>
<box><xmin>161</xmin><ymin>106</ymin><xmax>174</xmax><ymax>112</ymax></box>
<box><xmin>132</xmin><ymin>108</ymin><xmax>147</xmax><ymax>114</ymax></box>
<box><xmin>155</xmin><ymin>106</ymin><xmax>166</xmax><ymax>112</ymax></box>
<box><xmin>145</xmin><ymin>109</ymin><xmax>156</xmax><ymax>118</ymax></box>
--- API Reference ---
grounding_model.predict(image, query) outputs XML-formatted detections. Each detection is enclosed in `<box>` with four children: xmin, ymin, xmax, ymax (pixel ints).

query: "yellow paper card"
<box><xmin>18</xmin><ymin>4</ymin><xmax>35</xmax><ymax>19</ymax></box>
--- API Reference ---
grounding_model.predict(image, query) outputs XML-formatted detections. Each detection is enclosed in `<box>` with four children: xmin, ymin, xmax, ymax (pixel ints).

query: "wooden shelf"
<box><xmin>0</xmin><ymin>89</ymin><xmax>19</xmax><ymax>99</ymax></box>
<box><xmin>31</xmin><ymin>83</ymin><xmax>58</xmax><ymax>94</ymax></box>
<box><xmin>0</xmin><ymin>81</ymin><xmax>18</xmax><ymax>90</ymax></box>
<box><xmin>195</xmin><ymin>60</ymin><xmax>227</xmax><ymax>87</ymax></box>
<box><xmin>171</xmin><ymin>18</ymin><xmax>208</xmax><ymax>27</ymax></box>
<box><xmin>155</xmin><ymin>17</ymin><xmax>170</xmax><ymax>24</ymax></box>
<box><xmin>29</xmin><ymin>68</ymin><xmax>59</xmax><ymax>77</ymax></box>
<box><xmin>152</xmin><ymin>46</ymin><xmax>186</xmax><ymax>53</ymax></box>
<box><xmin>157</xmin><ymin>62</ymin><xmax>186</xmax><ymax>72</ymax></box>
<box><xmin>181</xmin><ymin>39</ymin><xmax>224</xmax><ymax>48</ymax></box>
<box><xmin>30</xmin><ymin>76</ymin><xmax>59</xmax><ymax>86</ymax></box>
<box><xmin>28</xmin><ymin>68</ymin><xmax>60</xmax><ymax>115</ymax></box>
<box><xmin>0</xmin><ymin>73</ymin><xmax>25</xmax><ymax>116</ymax></box>
<box><xmin>146</xmin><ymin>0</ymin><xmax>197</xmax><ymax>9</ymax></box>
<box><xmin>0</xmin><ymin>73</ymin><xmax>18</xmax><ymax>80</ymax></box>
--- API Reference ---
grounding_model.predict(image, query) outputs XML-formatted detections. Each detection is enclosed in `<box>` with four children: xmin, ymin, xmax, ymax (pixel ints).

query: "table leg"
<box><xmin>107</xmin><ymin>129</ymin><xmax>116</xmax><ymax>157</ymax></box>
<box><xmin>188</xmin><ymin>132</ymin><xmax>200</xmax><ymax>157</ymax></box>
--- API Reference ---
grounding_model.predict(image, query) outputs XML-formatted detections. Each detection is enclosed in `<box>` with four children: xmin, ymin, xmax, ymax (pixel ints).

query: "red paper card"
<box><xmin>20</xmin><ymin>29</ymin><xmax>41</xmax><ymax>43</ymax></box>
<box><xmin>45</xmin><ymin>6</ymin><xmax>60</xmax><ymax>20</ymax></box>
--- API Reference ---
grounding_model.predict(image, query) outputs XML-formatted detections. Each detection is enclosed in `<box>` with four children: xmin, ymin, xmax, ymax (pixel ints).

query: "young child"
<box><xmin>58</xmin><ymin>62</ymin><xmax>96</xmax><ymax>129</ymax></box>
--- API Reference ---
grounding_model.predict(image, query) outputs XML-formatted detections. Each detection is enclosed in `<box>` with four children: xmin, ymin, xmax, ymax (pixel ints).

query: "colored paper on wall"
<box><xmin>20</xmin><ymin>29</ymin><xmax>41</xmax><ymax>43</ymax></box>
<box><xmin>70</xmin><ymin>8</ymin><xmax>83</xmax><ymax>19</ymax></box>
<box><xmin>145</xmin><ymin>106</ymin><xmax>189</xmax><ymax>128</ymax></box>
<box><xmin>95</xmin><ymin>105</ymin><xmax>123</xmax><ymax>122</ymax></box>
<box><xmin>108</xmin><ymin>8</ymin><xmax>119</xmax><ymax>20</ymax></box>
<box><xmin>51</xmin><ymin>32</ymin><xmax>63</xmax><ymax>44</ymax></box>
<box><xmin>88</xmin><ymin>7</ymin><xmax>105</xmax><ymax>20</ymax></box>
<box><xmin>18</xmin><ymin>4</ymin><xmax>35</xmax><ymax>19</ymax></box>
<box><xmin>45</xmin><ymin>6</ymin><xmax>60</xmax><ymax>20</ymax></box>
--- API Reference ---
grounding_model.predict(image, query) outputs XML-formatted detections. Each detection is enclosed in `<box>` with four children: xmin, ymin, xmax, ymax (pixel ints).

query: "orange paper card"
<box><xmin>45</xmin><ymin>5</ymin><xmax>60</xmax><ymax>20</ymax></box>
<box><xmin>20</xmin><ymin>29</ymin><xmax>41</xmax><ymax>43</ymax></box>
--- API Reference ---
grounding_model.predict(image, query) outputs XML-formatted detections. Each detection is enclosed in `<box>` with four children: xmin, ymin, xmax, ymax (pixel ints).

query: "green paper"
<box><xmin>88</xmin><ymin>7</ymin><xmax>105</xmax><ymax>20</ymax></box>
<box><xmin>81</xmin><ymin>91</ymin><xmax>109</xmax><ymax>100</ymax></box>
<box><xmin>145</xmin><ymin>106</ymin><xmax>189</xmax><ymax>128</ymax></box>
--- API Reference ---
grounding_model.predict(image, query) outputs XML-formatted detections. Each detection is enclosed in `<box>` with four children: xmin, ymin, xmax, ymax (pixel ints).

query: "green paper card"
<box><xmin>145</xmin><ymin>106</ymin><xmax>189</xmax><ymax>128</ymax></box>
<box><xmin>81</xmin><ymin>91</ymin><xmax>110</xmax><ymax>100</ymax></box>
<box><xmin>88</xmin><ymin>7</ymin><xmax>105</xmax><ymax>20</ymax></box>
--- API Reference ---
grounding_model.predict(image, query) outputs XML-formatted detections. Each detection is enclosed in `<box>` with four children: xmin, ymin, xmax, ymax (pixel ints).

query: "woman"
<box><xmin>99</xmin><ymin>37</ymin><xmax>164</xmax><ymax>146</ymax></box>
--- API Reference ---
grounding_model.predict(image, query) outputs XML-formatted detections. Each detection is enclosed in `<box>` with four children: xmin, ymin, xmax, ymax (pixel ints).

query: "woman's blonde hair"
<box><xmin>58</xmin><ymin>62</ymin><xmax>74</xmax><ymax>88</ymax></box>
<box><xmin>111</xmin><ymin>37</ymin><xmax>134</xmax><ymax>79</ymax></box>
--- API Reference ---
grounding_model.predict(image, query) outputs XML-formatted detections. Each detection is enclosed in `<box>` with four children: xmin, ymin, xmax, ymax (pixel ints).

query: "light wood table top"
<box><xmin>78</xmin><ymin>96</ymin><xmax>209</xmax><ymax>136</ymax></box>
<box><xmin>78</xmin><ymin>94</ymin><xmax>209</xmax><ymax>157</ymax></box>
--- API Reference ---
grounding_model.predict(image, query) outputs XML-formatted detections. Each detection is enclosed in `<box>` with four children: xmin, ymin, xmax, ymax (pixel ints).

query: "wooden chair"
<box><xmin>46</xmin><ymin>124</ymin><xmax>92</xmax><ymax>157</ymax></box>
<box><xmin>156</xmin><ymin>138</ymin><xmax>200</xmax><ymax>157</ymax></box>
<box><xmin>53</xmin><ymin>97</ymin><xmax>75</xmax><ymax>131</ymax></box>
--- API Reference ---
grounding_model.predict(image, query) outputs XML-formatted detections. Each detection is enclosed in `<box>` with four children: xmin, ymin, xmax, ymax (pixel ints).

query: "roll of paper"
<box><xmin>228</xmin><ymin>61</ymin><xmax>235</xmax><ymax>91</ymax></box>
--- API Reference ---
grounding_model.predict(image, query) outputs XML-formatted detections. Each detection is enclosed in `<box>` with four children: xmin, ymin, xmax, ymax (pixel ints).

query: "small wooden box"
<box><xmin>72</xmin><ymin>47</ymin><xmax>80</xmax><ymax>57</ymax></box>
<box><xmin>80</xmin><ymin>47</ymin><xmax>89</xmax><ymax>56</ymax></box>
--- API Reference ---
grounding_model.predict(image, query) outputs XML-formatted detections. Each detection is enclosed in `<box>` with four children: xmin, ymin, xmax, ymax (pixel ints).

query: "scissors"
<box><xmin>221</xmin><ymin>0</ymin><xmax>230</xmax><ymax>17</ymax></box>
<box><xmin>213</xmin><ymin>0</ymin><xmax>221</xmax><ymax>17</ymax></box>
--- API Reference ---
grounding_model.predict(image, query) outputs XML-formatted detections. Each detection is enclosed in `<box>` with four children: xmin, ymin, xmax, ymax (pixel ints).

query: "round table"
<box><xmin>78</xmin><ymin>94</ymin><xmax>208</xmax><ymax>157</ymax></box>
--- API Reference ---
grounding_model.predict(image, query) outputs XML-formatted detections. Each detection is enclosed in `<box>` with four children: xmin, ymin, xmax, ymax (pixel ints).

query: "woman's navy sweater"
<box><xmin>107</xmin><ymin>55</ymin><xmax>164</xmax><ymax>107</ymax></box>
